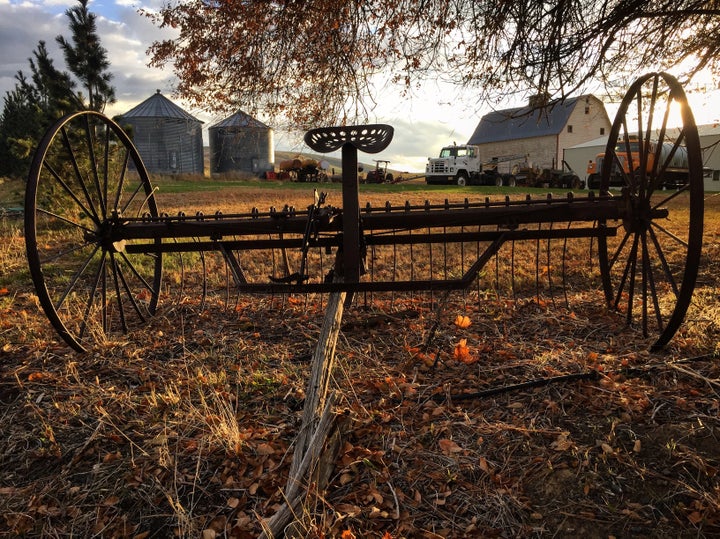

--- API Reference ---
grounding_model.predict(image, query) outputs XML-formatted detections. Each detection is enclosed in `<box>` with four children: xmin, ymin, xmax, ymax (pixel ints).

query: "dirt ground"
<box><xmin>1</xmin><ymin>185</ymin><xmax>719</xmax><ymax>538</ymax></box>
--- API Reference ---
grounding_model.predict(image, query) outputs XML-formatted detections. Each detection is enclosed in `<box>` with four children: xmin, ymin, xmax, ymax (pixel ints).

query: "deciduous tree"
<box><xmin>145</xmin><ymin>0</ymin><xmax>720</xmax><ymax>128</ymax></box>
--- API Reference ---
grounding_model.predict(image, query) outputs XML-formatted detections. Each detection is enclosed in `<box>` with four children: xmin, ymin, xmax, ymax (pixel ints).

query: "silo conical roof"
<box><xmin>121</xmin><ymin>90</ymin><xmax>202</xmax><ymax>123</ymax></box>
<box><xmin>210</xmin><ymin>110</ymin><xmax>269</xmax><ymax>129</ymax></box>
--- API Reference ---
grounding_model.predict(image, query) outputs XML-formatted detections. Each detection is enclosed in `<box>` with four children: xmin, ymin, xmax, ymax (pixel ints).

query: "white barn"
<box><xmin>468</xmin><ymin>95</ymin><xmax>611</xmax><ymax>172</ymax></box>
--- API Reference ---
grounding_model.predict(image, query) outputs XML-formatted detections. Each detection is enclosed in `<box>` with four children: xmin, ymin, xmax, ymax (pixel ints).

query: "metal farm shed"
<box><xmin>209</xmin><ymin>111</ymin><xmax>274</xmax><ymax>175</ymax></box>
<box><xmin>119</xmin><ymin>90</ymin><xmax>204</xmax><ymax>175</ymax></box>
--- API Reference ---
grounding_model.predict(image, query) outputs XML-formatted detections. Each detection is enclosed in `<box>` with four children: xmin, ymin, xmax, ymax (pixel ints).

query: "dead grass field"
<box><xmin>1</xmin><ymin>181</ymin><xmax>719</xmax><ymax>538</ymax></box>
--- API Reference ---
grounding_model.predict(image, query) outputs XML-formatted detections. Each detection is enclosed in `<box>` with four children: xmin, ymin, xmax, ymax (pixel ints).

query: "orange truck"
<box><xmin>587</xmin><ymin>136</ymin><xmax>689</xmax><ymax>190</ymax></box>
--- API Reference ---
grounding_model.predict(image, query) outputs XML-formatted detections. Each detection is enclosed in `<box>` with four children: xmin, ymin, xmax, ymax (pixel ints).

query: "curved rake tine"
<box><xmin>475</xmin><ymin>228</ymin><xmax>483</xmax><ymax>300</ymax></box>
<box><xmin>394</xmin><ymin>229</ymin><xmax>400</xmax><ymax>304</ymax></box>
<box><xmin>546</xmin><ymin>223</ymin><xmax>556</xmax><ymax>308</ymax></box>
<box><xmin>427</xmin><ymin>225</ymin><xmax>434</xmax><ymax>307</ymax></box>
<box><xmin>562</xmin><ymin>223</ymin><xmax>570</xmax><ymax>310</ymax></box>
<box><xmin>508</xmin><ymin>235</ymin><xmax>514</xmax><ymax>298</ymax></box>
<box><xmin>535</xmin><ymin>226</ymin><xmax>541</xmax><ymax>304</ymax></box>
<box><xmin>589</xmin><ymin>221</ymin><xmax>598</xmax><ymax>274</ymax></box>
<box><xmin>443</xmin><ymin>224</ymin><xmax>448</xmax><ymax>281</ymax></box>
<box><xmin>199</xmin><ymin>250</ymin><xmax>207</xmax><ymax>312</ymax></box>
<box><xmin>224</xmin><ymin>250</ymin><xmax>231</xmax><ymax>310</ymax></box>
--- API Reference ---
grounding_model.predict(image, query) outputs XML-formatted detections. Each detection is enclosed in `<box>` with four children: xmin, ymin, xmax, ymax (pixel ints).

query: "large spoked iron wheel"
<box><xmin>25</xmin><ymin>111</ymin><xmax>162</xmax><ymax>352</ymax></box>
<box><xmin>598</xmin><ymin>72</ymin><xmax>704</xmax><ymax>349</ymax></box>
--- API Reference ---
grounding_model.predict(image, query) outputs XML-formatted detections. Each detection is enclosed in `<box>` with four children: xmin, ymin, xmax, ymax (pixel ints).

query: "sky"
<box><xmin>0</xmin><ymin>0</ymin><xmax>490</xmax><ymax>173</ymax></box>
<box><xmin>1</xmin><ymin>0</ymin><xmax>719</xmax><ymax>173</ymax></box>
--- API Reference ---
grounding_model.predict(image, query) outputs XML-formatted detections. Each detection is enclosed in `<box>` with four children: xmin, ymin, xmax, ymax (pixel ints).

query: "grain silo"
<box><xmin>209</xmin><ymin>111</ymin><xmax>274</xmax><ymax>175</ymax></box>
<box><xmin>119</xmin><ymin>90</ymin><xmax>204</xmax><ymax>175</ymax></box>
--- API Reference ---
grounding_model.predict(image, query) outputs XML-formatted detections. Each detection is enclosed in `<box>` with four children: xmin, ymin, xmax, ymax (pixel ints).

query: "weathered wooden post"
<box><xmin>259</xmin><ymin>125</ymin><xmax>394</xmax><ymax>537</ymax></box>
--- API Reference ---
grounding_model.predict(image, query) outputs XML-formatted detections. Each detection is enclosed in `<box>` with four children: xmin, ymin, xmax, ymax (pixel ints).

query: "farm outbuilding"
<box><xmin>119</xmin><ymin>90</ymin><xmax>204</xmax><ymax>175</ymax></box>
<box><xmin>208</xmin><ymin>111</ymin><xmax>274</xmax><ymax>176</ymax></box>
<box><xmin>563</xmin><ymin>123</ymin><xmax>720</xmax><ymax>192</ymax></box>
<box><xmin>468</xmin><ymin>95</ymin><xmax>611</xmax><ymax>173</ymax></box>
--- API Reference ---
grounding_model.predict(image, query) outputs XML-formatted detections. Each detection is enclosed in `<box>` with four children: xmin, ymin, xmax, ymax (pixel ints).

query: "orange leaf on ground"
<box><xmin>453</xmin><ymin>339</ymin><xmax>475</xmax><ymax>363</ymax></box>
<box><xmin>0</xmin><ymin>287</ymin><xmax>9</xmax><ymax>296</ymax></box>
<box><xmin>453</xmin><ymin>314</ymin><xmax>471</xmax><ymax>328</ymax></box>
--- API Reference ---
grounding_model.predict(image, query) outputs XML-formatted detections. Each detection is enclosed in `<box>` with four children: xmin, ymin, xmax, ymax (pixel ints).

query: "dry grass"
<box><xmin>1</xmin><ymin>182</ymin><xmax>719</xmax><ymax>538</ymax></box>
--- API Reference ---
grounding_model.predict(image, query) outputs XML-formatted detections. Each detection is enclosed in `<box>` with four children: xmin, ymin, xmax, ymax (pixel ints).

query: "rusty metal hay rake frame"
<box><xmin>24</xmin><ymin>73</ymin><xmax>704</xmax><ymax>352</ymax></box>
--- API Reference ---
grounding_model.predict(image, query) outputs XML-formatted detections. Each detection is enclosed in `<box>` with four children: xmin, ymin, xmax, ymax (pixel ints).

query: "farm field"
<box><xmin>1</xmin><ymin>178</ymin><xmax>719</xmax><ymax>538</ymax></box>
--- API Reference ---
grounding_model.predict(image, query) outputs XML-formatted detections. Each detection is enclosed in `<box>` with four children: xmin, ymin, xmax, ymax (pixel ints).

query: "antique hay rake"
<box><xmin>24</xmin><ymin>73</ymin><xmax>704</xmax><ymax>353</ymax></box>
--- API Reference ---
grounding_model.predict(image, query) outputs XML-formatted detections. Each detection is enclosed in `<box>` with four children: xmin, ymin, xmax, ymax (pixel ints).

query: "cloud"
<box><xmin>0</xmin><ymin>1</ymin><xmax>176</xmax><ymax>112</ymax></box>
<box><xmin>0</xmin><ymin>0</ymin><xmax>486</xmax><ymax>173</ymax></box>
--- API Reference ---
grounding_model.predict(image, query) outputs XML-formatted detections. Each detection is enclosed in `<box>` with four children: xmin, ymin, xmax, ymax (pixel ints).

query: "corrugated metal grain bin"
<box><xmin>209</xmin><ymin>111</ymin><xmax>274</xmax><ymax>175</ymax></box>
<box><xmin>119</xmin><ymin>90</ymin><xmax>204</xmax><ymax>175</ymax></box>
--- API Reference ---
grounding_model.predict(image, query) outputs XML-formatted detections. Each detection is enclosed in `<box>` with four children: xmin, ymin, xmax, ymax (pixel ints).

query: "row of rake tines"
<box><xmin>160</xmin><ymin>218</ymin><xmax>602</xmax><ymax>313</ymax></box>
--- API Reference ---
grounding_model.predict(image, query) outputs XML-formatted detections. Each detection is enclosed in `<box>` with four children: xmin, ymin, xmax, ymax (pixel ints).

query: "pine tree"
<box><xmin>0</xmin><ymin>43</ymin><xmax>77</xmax><ymax>177</ymax></box>
<box><xmin>56</xmin><ymin>0</ymin><xmax>116</xmax><ymax>112</ymax></box>
<box><xmin>0</xmin><ymin>0</ymin><xmax>116</xmax><ymax>177</ymax></box>
<box><xmin>0</xmin><ymin>81</ymin><xmax>43</xmax><ymax>177</ymax></box>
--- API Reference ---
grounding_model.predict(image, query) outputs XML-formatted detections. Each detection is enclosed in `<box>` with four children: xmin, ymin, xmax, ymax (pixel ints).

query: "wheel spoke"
<box><xmin>41</xmin><ymin>240</ymin><xmax>96</xmax><ymax>265</ymax></box>
<box><xmin>114</xmin><ymin>257</ymin><xmax>147</xmax><ymax>323</ymax></box>
<box><xmin>44</xmin><ymin>161</ymin><xmax>99</xmax><ymax>226</ymax></box>
<box><xmin>622</xmin><ymin>234</ymin><xmax>640</xmax><ymax>325</ymax></box>
<box><xmin>60</xmin><ymin>126</ymin><xmax>102</xmax><ymax>224</ymax></box>
<box><xmin>78</xmin><ymin>253</ymin><xmax>106</xmax><ymax>341</ymax></box>
<box><xmin>112</xmin><ymin>148</ymin><xmax>131</xmax><ymax>213</ymax></box>
<box><xmin>103</xmin><ymin>124</ymin><xmax>110</xmax><ymax>215</ymax></box>
<box><xmin>653</xmin><ymin>181</ymin><xmax>690</xmax><ymax>210</ymax></box>
<box><xmin>53</xmin><ymin>244</ymin><xmax>101</xmax><ymax>311</ymax></box>
<box><xmin>643</xmin><ymin>230</ymin><xmax>665</xmax><ymax>334</ymax></box>
<box><xmin>651</xmin><ymin>220</ymin><xmax>689</xmax><ymax>249</ymax></box>
<box><xmin>648</xmin><ymin>224</ymin><xmax>680</xmax><ymax>297</ymax></box>
<box><xmin>120</xmin><ymin>179</ymin><xmax>147</xmax><ymax>217</ymax></box>
<box><xmin>613</xmin><ymin>232</ymin><xmax>638</xmax><ymax>311</ymax></box>
<box><xmin>119</xmin><ymin>251</ymin><xmax>160</xmax><ymax>301</ymax></box>
<box><xmin>109</xmin><ymin>252</ymin><xmax>128</xmax><ymax>334</ymax></box>
<box><xmin>83</xmin><ymin>114</ymin><xmax>106</xmax><ymax>217</ymax></box>
<box><xmin>37</xmin><ymin>207</ymin><xmax>95</xmax><ymax>235</ymax></box>
<box><xmin>608</xmin><ymin>229</ymin><xmax>632</xmax><ymax>272</ymax></box>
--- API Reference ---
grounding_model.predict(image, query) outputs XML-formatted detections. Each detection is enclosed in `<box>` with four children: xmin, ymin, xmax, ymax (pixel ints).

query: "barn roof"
<box><xmin>468</xmin><ymin>96</ymin><xmax>591</xmax><ymax>145</ymax></box>
<box><xmin>121</xmin><ymin>90</ymin><xmax>202</xmax><ymax>123</ymax></box>
<box><xmin>210</xmin><ymin>110</ymin><xmax>269</xmax><ymax>130</ymax></box>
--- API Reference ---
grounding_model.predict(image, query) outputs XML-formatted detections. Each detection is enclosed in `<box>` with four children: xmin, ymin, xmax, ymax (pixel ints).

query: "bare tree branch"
<box><xmin>144</xmin><ymin>0</ymin><xmax>720</xmax><ymax>127</ymax></box>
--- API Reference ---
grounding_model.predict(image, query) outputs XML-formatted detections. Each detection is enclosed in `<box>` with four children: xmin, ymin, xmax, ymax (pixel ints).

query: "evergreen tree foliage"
<box><xmin>0</xmin><ymin>0</ymin><xmax>115</xmax><ymax>178</ymax></box>
<box><xmin>56</xmin><ymin>0</ymin><xmax>116</xmax><ymax>113</ymax></box>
